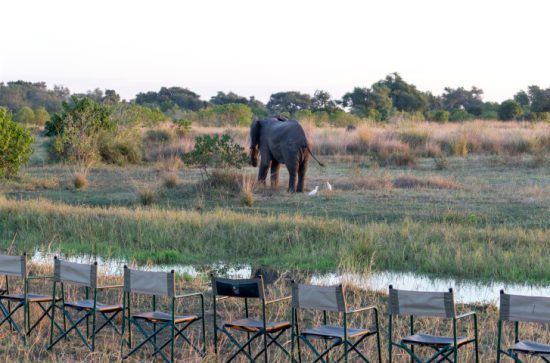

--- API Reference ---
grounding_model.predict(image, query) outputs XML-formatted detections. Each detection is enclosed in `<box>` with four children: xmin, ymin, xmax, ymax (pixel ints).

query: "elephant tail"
<box><xmin>306</xmin><ymin>145</ymin><xmax>325</xmax><ymax>167</ymax></box>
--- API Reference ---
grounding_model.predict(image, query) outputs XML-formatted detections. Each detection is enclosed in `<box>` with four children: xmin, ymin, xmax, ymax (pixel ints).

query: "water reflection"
<box><xmin>30</xmin><ymin>251</ymin><xmax>550</xmax><ymax>305</ymax></box>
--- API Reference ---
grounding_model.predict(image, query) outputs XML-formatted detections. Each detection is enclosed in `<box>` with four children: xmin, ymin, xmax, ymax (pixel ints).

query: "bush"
<box><xmin>73</xmin><ymin>172</ymin><xmax>89</xmax><ymax>189</ymax></box>
<box><xmin>98</xmin><ymin>128</ymin><xmax>143</xmax><ymax>165</ymax></box>
<box><xmin>498</xmin><ymin>100</ymin><xmax>522</xmax><ymax>121</ymax></box>
<box><xmin>14</xmin><ymin>106</ymin><xmax>35</xmax><ymax>124</ymax></box>
<box><xmin>192</xmin><ymin>103</ymin><xmax>253</xmax><ymax>126</ymax></box>
<box><xmin>45</xmin><ymin>97</ymin><xmax>113</xmax><ymax>166</ymax></box>
<box><xmin>184</xmin><ymin>134</ymin><xmax>248</xmax><ymax>176</ymax></box>
<box><xmin>0</xmin><ymin>108</ymin><xmax>34</xmax><ymax>178</ymax></box>
<box><xmin>431</xmin><ymin>109</ymin><xmax>449</xmax><ymax>123</ymax></box>
<box><xmin>33</xmin><ymin>107</ymin><xmax>50</xmax><ymax>126</ymax></box>
<box><xmin>144</xmin><ymin>128</ymin><xmax>174</xmax><ymax>144</ymax></box>
<box><xmin>449</xmin><ymin>109</ymin><xmax>474</xmax><ymax>122</ymax></box>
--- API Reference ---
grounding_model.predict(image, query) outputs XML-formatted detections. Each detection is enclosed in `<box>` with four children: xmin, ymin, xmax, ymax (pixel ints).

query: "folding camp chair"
<box><xmin>496</xmin><ymin>290</ymin><xmax>550</xmax><ymax>362</ymax></box>
<box><xmin>47</xmin><ymin>257</ymin><xmax>123</xmax><ymax>352</ymax></box>
<box><xmin>291</xmin><ymin>282</ymin><xmax>382</xmax><ymax>363</ymax></box>
<box><xmin>0</xmin><ymin>253</ymin><xmax>62</xmax><ymax>342</ymax></box>
<box><xmin>212</xmin><ymin>274</ymin><xmax>292</xmax><ymax>362</ymax></box>
<box><xmin>120</xmin><ymin>267</ymin><xmax>206</xmax><ymax>362</ymax></box>
<box><xmin>388</xmin><ymin>286</ymin><xmax>479</xmax><ymax>363</ymax></box>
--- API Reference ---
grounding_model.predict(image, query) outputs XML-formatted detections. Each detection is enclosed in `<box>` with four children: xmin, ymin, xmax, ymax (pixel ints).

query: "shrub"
<box><xmin>33</xmin><ymin>107</ymin><xmax>50</xmax><ymax>126</ymax></box>
<box><xmin>162</xmin><ymin>172</ymin><xmax>179</xmax><ymax>188</ymax></box>
<box><xmin>184</xmin><ymin>134</ymin><xmax>247</xmax><ymax>177</ymax></box>
<box><xmin>98</xmin><ymin>128</ymin><xmax>143</xmax><ymax>165</ymax></box>
<box><xmin>192</xmin><ymin>103</ymin><xmax>253</xmax><ymax>126</ymax></box>
<box><xmin>431</xmin><ymin>109</ymin><xmax>450</xmax><ymax>123</ymax></box>
<box><xmin>136</xmin><ymin>185</ymin><xmax>158</xmax><ymax>206</ymax></box>
<box><xmin>144</xmin><ymin>128</ymin><xmax>174</xmax><ymax>144</ymax></box>
<box><xmin>45</xmin><ymin>97</ymin><xmax>113</xmax><ymax>166</ymax></box>
<box><xmin>73</xmin><ymin>172</ymin><xmax>89</xmax><ymax>189</ymax></box>
<box><xmin>0</xmin><ymin>108</ymin><xmax>34</xmax><ymax>178</ymax></box>
<box><xmin>14</xmin><ymin>106</ymin><xmax>35</xmax><ymax>124</ymax></box>
<box><xmin>449</xmin><ymin>109</ymin><xmax>474</xmax><ymax>122</ymax></box>
<box><xmin>498</xmin><ymin>100</ymin><xmax>523</xmax><ymax>121</ymax></box>
<box><xmin>399</xmin><ymin>129</ymin><xmax>429</xmax><ymax>149</ymax></box>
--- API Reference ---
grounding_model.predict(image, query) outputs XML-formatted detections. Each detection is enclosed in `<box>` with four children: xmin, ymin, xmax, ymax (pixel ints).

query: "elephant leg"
<box><xmin>287</xmin><ymin>164</ymin><xmax>298</xmax><ymax>193</ymax></box>
<box><xmin>297</xmin><ymin>160</ymin><xmax>308</xmax><ymax>193</ymax></box>
<box><xmin>258</xmin><ymin>161</ymin><xmax>270</xmax><ymax>185</ymax></box>
<box><xmin>270</xmin><ymin>160</ymin><xmax>280</xmax><ymax>188</ymax></box>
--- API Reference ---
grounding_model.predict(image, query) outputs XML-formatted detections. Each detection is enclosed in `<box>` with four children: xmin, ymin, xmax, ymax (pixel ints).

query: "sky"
<box><xmin>1</xmin><ymin>0</ymin><xmax>549</xmax><ymax>103</ymax></box>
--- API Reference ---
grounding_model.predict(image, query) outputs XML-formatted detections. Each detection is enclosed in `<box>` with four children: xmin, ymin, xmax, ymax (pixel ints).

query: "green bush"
<box><xmin>184</xmin><ymin>134</ymin><xmax>247</xmax><ymax>176</ymax></box>
<box><xmin>98</xmin><ymin>128</ymin><xmax>143</xmax><ymax>165</ymax></box>
<box><xmin>192</xmin><ymin>103</ymin><xmax>253</xmax><ymax>126</ymax></box>
<box><xmin>449</xmin><ymin>109</ymin><xmax>474</xmax><ymax>122</ymax></box>
<box><xmin>45</xmin><ymin>96</ymin><xmax>113</xmax><ymax>165</ymax></box>
<box><xmin>498</xmin><ymin>100</ymin><xmax>522</xmax><ymax>121</ymax></box>
<box><xmin>431</xmin><ymin>109</ymin><xmax>450</xmax><ymax>123</ymax></box>
<box><xmin>14</xmin><ymin>106</ymin><xmax>35</xmax><ymax>124</ymax></box>
<box><xmin>0</xmin><ymin>108</ymin><xmax>34</xmax><ymax>177</ymax></box>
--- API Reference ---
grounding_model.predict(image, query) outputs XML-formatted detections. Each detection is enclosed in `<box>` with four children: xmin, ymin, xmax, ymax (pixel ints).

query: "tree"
<box><xmin>377</xmin><ymin>73</ymin><xmax>428</xmax><ymax>112</ymax></box>
<box><xmin>210</xmin><ymin>91</ymin><xmax>248</xmax><ymax>105</ymax></box>
<box><xmin>102</xmin><ymin>89</ymin><xmax>121</xmax><ymax>105</ymax></box>
<box><xmin>527</xmin><ymin>86</ymin><xmax>550</xmax><ymax>113</ymax></box>
<box><xmin>342</xmin><ymin>85</ymin><xmax>392</xmax><ymax>120</ymax></box>
<box><xmin>46</xmin><ymin>96</ymin><xmax>113</xmax><ymax>166</ymax></box>
<box><xmin>0</xmin><ymin>81</ymin><xmax>68</xmax><ymax>113</ymax></box>
<box><xmin>0</xmin><ymin>108</ymin><xmax>33</xmax><ymax>178</ymax></box>
<box><xmin>442</xmin><ymin>87</ymin><xmax>484</xmax><ymax>116</ymax></box>
<box><xmin>247</xmin><ymin>96</ymin><xmax>269</xmax><ymax>118</ymax></box>
<box><xmin>311</xmin><ymin>90</ymin><xmax>338</xmax><ymax>113</ymax></box>
<box><xmin>513</xmin><ymin>90</ymin><xmax>530</xmax><ymax>107</ymax></box>
<box><xmin>33</xmin><ymin>107</ymin><xmax>50</xmax><ymax>125</ymax></box>
<box><xmin>267</xmin><ymin>91</ymin><xmax>312</xmax><ymax>115</ymax></box>
<box><xmin>14</xmin><ymin>106</ymin><xmax>35</xmax><ymax>124</ymax></box>
<box><xmin>498</xmin><ymin>100</ymin><xmax>522</xmax><ymax>121</ymax></box>
<box><xmin>135</xmin><ymin>87</ymin><xmax>207</xmax><ymax>112</ymax></box>
<box><xmin>110</xmin><ymin>103</ymin><xmax>166</xmax><ymax>126</ymax></box>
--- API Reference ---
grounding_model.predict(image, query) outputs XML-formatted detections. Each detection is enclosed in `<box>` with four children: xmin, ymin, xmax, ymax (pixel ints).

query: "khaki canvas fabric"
<box><xmin>0</xmin><ymin>254</ymin><xmax>25</xmax><ymax>277</ymax></box>
<box><xmin>292</xmin><ymin>284</ymin><xmax>346</xmax><ymax>312</ymax></box>
<box><xmin>124</xmin><ymin>268</ymin><xmax>174</xmax><ymax>297</ymax></box>
<box><xmin>501</xmin><ymin>293</ymin><xmax>550</xmax><ymax>323</ymax></box>
<box><xmin>389</xmin><ymin>289</ymin><xmax>454</xmax><ymax>318</ymax></box>
<box><xmin>54</xmin><ymin>259</ymin><xmax>97</xmax><ymax>288</ymax></box>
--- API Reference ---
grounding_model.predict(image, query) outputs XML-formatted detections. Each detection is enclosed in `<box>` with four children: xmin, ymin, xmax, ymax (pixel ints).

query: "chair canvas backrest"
<box><xmin>500</xmin><ymin>292</ymin><xmax>550</xmax><ymax>323</ymax></box>
<box><xmin>0</xmin><ymin>254</ymin><xmax>26</xmax><ymax>278</ymax></box>
<box><xmin>291</xmin><ymin>283</ymin><xmax>346</xmax><ymax>312</ymax></box>
<box><xmin>389</xmin><ymin>288</ymin><xmax>455</xmax><ymax>318</ymax></box>
<box><xmin>54</xmin><ymin>258</ymin><xmax>97</xmax><ymax>288</ymax></box>
<box><xmin>124</xmin><ymin>267</ymin><xmax>175</xmax><ymax>297</ymax></box>
<box><xmin>212</xmin><ymin>276</ymin><xmax>264</xmax><ymax>299</ymax></box>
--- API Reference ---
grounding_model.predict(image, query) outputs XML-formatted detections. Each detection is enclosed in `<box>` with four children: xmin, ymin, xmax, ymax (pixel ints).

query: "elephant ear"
<box><xmin>250</xmin><ymin>120</ymin><xmax>261</xmax><ymax>148</ymax></box>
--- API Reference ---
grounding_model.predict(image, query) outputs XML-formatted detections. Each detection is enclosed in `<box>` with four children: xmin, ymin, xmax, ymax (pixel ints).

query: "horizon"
<box><xmin>1</xmin><ymin>0</ymin><xmax>549</xmax><ymax>103</ymax></box>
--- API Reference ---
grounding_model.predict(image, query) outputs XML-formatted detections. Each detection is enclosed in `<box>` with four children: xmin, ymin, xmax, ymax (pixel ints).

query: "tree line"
<box><xmin>1</xmin><ymin>74</ymin><xmax>549</xmax><ymax>127</ymax></box>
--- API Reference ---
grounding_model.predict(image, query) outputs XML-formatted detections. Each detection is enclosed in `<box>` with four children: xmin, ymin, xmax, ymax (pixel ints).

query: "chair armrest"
<box><xmin>455</xmin><ymin>311</ymin><xmax>476</xmax><ymax>321</ymax></box>
<box><xmin>97</xmin><ymin>284</ymin><xmax>124</xmax><ymax>290</ymax></box>
<box><xmin>216</xmin><ymin>296</ymin><xmax>230</xmax><ymax>302</ymax></box>
<box><xmin>266</xmin><ymin>296</ymin><xmax>292</xmax><ymax>305</ymax></box>
<box><xmin>27</xmin><ymin>275</ymin><xmax>54</xmax><ymax>280</ymax></box>
<box><xmin>346</xmin><ymin>306</ymin><xmax>378</xmax><ymax>315</ymax></box>
<box><xmin>175</xmin><ymin>292</ymin><xmax>203</xmax><ymax>300</ymax></box>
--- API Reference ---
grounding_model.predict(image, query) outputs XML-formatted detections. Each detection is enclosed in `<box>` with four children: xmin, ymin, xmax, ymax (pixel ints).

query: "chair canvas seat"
<box><xmin>64</xmin><ymin>299</ymin><xmax>122</xmax><ymax>313</ymax></box>
<box><xmin>401</xmin><ymin>333</ymin><xmax>469</xmax><ymax>347</ymax></box>
<box><xmin>0</xmin><ymin>293</ymin><xmax>55</xmax><ymax>303</ymax></box>
<box><xmin>302</xmin><ymin>325</ymin><xmax>371</xmax><ymax>340</ymax></box>
<box><xmin>132</xmin><ymin>311</ymin><xmax>199</xmax><ymax>324</ymax></box>
<box><xmin>511</xmin><ymin>340</ymin><xmax>550</xmax><ymax>355</ymax></box>
<box><xmin>224</xmin><ymin>318</ymin><xmax>291</xmax><ymax>333</ymax></box>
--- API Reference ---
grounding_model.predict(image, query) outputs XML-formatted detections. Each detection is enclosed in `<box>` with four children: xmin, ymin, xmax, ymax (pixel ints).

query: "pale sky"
<box><xmin>1</xmin><ymin>0</ymin><xmax>549</xmax><ymax>103</ymax></box>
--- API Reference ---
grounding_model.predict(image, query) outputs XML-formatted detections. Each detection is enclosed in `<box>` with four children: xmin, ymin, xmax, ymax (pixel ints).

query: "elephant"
<box><xmin>249</xmin><ymin>117</ymin><xmax>324</xmax><ymax>192</ymax></box>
